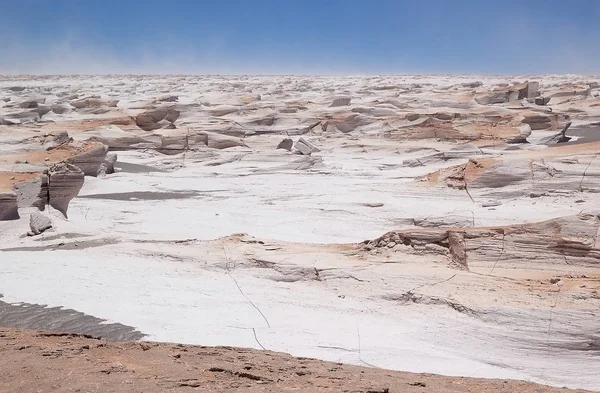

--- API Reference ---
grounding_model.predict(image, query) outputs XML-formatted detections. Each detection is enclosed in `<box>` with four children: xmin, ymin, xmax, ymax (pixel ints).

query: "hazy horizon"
<box><xmin>2</xmin><ymin>0</ymin><xmax>599</xmax><ymax>75</ymax></box>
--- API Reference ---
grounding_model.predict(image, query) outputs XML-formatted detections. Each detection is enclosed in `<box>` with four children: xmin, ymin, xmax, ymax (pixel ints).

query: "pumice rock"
<box><xmin>47</xmin><ymin>163</ymin><xmax>84</xmax><ymax>218</ymax></box>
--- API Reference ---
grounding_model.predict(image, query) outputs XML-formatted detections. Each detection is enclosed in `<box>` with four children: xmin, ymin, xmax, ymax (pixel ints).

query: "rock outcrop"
<box><xmin>70</xmin><ymin>97</ymin><xmax>119</xmax><ymax>109</ymax></box>
<box><xmin>330</xmin><ymin>96</ymin><xmax>352</xmax><ymax>107</ymax></box>
<box><xmin>363</xmin><ymin>212</ymin><xmax>600</xmax><ymax>269</ymax></box>
<box><xmin>475</xmin><ymin>81</ymin><xmax>539</xmax><ymax>105</ymax></box>
<box><xmin>294</xmin><ymin>137</ymin><xmax>321</xmax><ymax>155</ymax></box>
<box><xmin>135</xmin><ymin>107</ymin><xmax>180</xmax><ymax>131</ymax></box>
<box><xmin>276</xmin><ymin>138</ymin><xmax>293</xmax><ymax>151</ymax></box>
<box><xmin>98</xmin><ymin>153</ymin><xmax>117</xmax><ymax>176</ymax></box>
<box><xmin>65</xmin><ymin>143</ymin><xmax>109</xmax><ymax>176</ymax></box>
<box><xmin>47</xmin><ymin>163</ymin><xmax>84</xmax><ymax>218</ymax></box>
<box><xmin>12</xmin><ymin>173</ymin><xmax>49</xmax><ymax>210</ymax></box>
<box><xmin>0</xmin><ymin>192</ymin><xmax>19</xmax><ymax>220</ymax></box>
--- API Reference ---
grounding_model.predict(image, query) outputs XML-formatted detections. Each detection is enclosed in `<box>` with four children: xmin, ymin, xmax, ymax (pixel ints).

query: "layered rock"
<box><xmin>362</xmin><ymin>212</ymin><xmax>600</xmax><ymax>270</ymax></box>
<box><xmin>135</xmin><ymin>107</ymin><xmax>180</xmax><ymax>131</ymax></box>
<box><xmin>474</xmin><ymin>81</ymin><xmax>539</xmax><ymax>105</ymax></box>
<box><xmin>12</xmin><ymin>173</ymin><xmax>49</xmax><ymax>210</ymax></box>
<box><xmin>64</xmin><ymin>143</ymin><xmax>109</xmax><ymax>176</ymax></box>
<box><xmin>330</xmin><ymin>96</ymin><xmax>352</xmax><ymax>107</ymax></box>
<box><xmin>70</xmin><ymin>97</ymin><xmax>119</xmax><ymax>109</ymax></box>
<box><xmin>0</xmin><ymin>192</ymin><xmax>19</xmax><ymax>220</ymax></box>
<box><xmin>47</xmin><ymin>163</ymin><xmax>84</xmax><ymax>218</ymax></box>
<box><xmin>294</xmin><ymin>137</ymin><xmax>321</xmax><ymax>155</ymax></box>
<box><xmin>422</xmin><ymin>152</ymin><xmax>600</xmax><ymax>198</ymax></box>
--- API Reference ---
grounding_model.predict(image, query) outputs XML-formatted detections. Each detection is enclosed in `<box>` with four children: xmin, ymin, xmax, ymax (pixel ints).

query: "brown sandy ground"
<box><xmin>0</xmin><ymin>328</ymin><xmax>594</xmax><ymax>393</ymax></box>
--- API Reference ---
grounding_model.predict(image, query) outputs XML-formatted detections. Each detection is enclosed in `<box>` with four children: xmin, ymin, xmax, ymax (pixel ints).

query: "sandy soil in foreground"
<box><xmin>0</xmin><ymin>327</ymin><xmax>593</xmax><ymax>393</ymax></box>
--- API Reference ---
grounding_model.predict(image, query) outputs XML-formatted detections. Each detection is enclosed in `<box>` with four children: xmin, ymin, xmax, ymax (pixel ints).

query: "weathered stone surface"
<box><xmin>535</xmin><ymin>97</ymin><xmax>551</xmax><ymax>106</ymax></box>
<box><xmin>28</xmin><ymin>211</ymin><xmax>52</xmax><ymax>235</ymax></box>
<box><xmin>323</xmin><ymin>113</ymin><xmax>372</xmax><ymax>133</ymax></box>
<box><xmin>0</xmin><ymin>192</ymin><xmax>19</xmax><ymax>220</ymax></box>
<box><xmin>135</xmin><ymin>107</ymin><xmax>179</xmax><ymax>131</ymax></box>
<box><xmin>44</xmin><ymin>132</ymin><xmax>73</xmax><ymax>150</ymax></box>
<box><xmin>98</xmin><ymin>153</ymin><xmax>118</xmax><ymax>176</ymax></box>
<box><xmin>65</xmin><ymin>143</ymin><xmax>109</xmax><ymax>176</ymax></box>
<box><xmin>165</xmin><ymin>108</ymin><xmax>180</xmax><ymax>123</ymax></box>
<box><xmin>330</xmin><ymin>96</ymin><xmax>352</xmax><ymax>107</ymax></box>
<box><xmin>365</xmin><ymin>213</ymin><xmax>600</xmax><ymax>268</ymax></box>
<box><xmin>474</xmin><ymin>92</ymin><xmax>508</xmax><ymax>105</ymax></box>
<box><xmin>294</xmin><ymin>137</ymin><xmax>321</xmax><ymax>155</ymax></box>
<box><xmin>51</xmin><ymin>104</ymin><xmax>70</xmax><ymax>114</ymax></box>
<box><xmin>208</xmin><ymin>106</ymin><xmax>239</xmax><ymax>117</ymax></box>
<box><xmin>12</xmin><ymin>173</ymin><xmax>49</xmax><ymax>211</ymax></box>
<box><xmin>199</xmin><ymin>132</ymin><xmax>247</xmax><ymax>150</ymax></box>
<box><xmin>47</xmin><ymin>163</ymin><xmax>85</xmax><ymax>218</ymax></box>
<box><xmin>276</xmin><ymin>138</ymin><xmax>293</xmax><ymax>151</ymax></box>
<box><xmin>70</xmin><ymin>97</ymin><xmax>119</xmax><ymax>109</ymax></box>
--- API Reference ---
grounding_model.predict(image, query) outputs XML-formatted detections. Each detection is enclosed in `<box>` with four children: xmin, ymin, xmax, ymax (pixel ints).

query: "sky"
<box><xmin>1</xmin><ymin>0</ymin><xmax>599</xmax><ymax>75</ymax></box>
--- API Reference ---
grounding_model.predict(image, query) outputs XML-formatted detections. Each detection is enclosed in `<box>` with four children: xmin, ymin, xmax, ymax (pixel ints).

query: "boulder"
<box><xmin>31</xmin><ymin>105</ymin><xmax>51</xmax><ymax>118</ymax></box>
<box><xmin>2</xmin><ymin>111</ymin><xmax>40</xmax><ymax>124</ymax></box>
<box><xmin>294</xmin><ymin>137</ymin><xmax>321</xmax><ymax>155</ymax></box>
<box><xmin>0</xmin><ymin>192</ymin><xmax>19</xmax><ymax>220</ymax></box>
<box><xmin>323</xmin><ymin>113</ymin><xmax>372</xmax><ymax>133</ymax></box>
<box><xmin>535</xmin><ymin>97</ymin><xmax>551</xmax><ymax>106</ymax></box>
<box><xmin>199</xmin><ymin>132</ymin><xmax>247</xmax><ymax>150</ymax></box>
<box><xmin>157</xmin><ymin>95</ymin><xmax>178</xmax><ymax>102</ymax></box>
<box><xmin>461</xmin><ymin>81</ymin><xmax>483</xmax><ymax>88</ymax></box>
<box><xmin>65</xmin><ymin>143</ymin><xmax>109</xmax><ymax>176</ymax></box>
<box><xmin>70</xmin><ymin>97</ymin><xmax>119</xmax><ymax>109</ymax></box>
<box><xmin>277</xmin><ymin>138</ymin><xmax>293</xmax><ymax>151</ymax></box>
<box><xmin>330</xmin><ymin>96</ymin><xmax>352</xmax><ymax>107</ymax></box>
<box><xmin>12</xmin><ymin>173</ymin><xmax>49</xmax><ymax>210</ymax></box>
<box><xmin>135</xmin><ymin>107</ymin><xmax>179</xmax><ymax>131</ymax></box>
<box><xmin>28</xmin><ymin>212</ymin><xmax>52</xmax><ymax>235</ymax></box>
<box><xmin>542</xmin><ymin>122</ymin><xmax>573</xmax><ymax>144</ymax></box>
<box><xmin>51</xmin><ymin>104</ymin><xmax>70</xmax><ymax>114</ymax></box>
<box><xmin>45</xmin><ymin>131</ymin><xmax>73</xmax><ymax>150</ymax></box>
<box><xmin>47</xmin><ymin>163</ymin><xmax>85</xmax><ymax>218</ymax></box>
<box><xmin>208</xmin><ymin>106</ymin><xmax>239</xmax><ymax>117</ymax></box>
<box><xmin>19</xmin><ymin>100</ymin><xmax>39</xmax><ymax>109</ymax></box>
<box><xmin>475</xmin><ymin>92</ymin><xmax>508</xmax><ymax>105</ymax></box>
<box><xmin>521</xmin><ymin>114</ymin><xmax>563</xmax><ymax>131</ymax></box>
<box><xmin>98</xmin><ymin>153</ymin><xmax>118</xmax><ymax>176</ymax></box>
<box><xmin>165</xmin><ymin>107</ymin><xmax>180</xmax><ymax>123</ymax></box>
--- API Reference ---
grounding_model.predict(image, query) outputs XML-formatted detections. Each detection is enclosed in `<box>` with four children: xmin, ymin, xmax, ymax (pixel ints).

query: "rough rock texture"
<box><xmin>475</xmin><ymin>81</ymin><xmax>539</xmax><ymax>105</ymax></box>
<box><xmin>364</xmin><ymin>212</ymin><xmax>600</xmax><ymax>269</ymax></box>
<box><xmin>64</xmin><ymin>143</ymin><xmax>109</xmax><ymax>176</ymax></box>
<box><xmin>276</xmin><ymin>138</ymin><xmax>293</xmax><ymax>151</ymax></box>
<box><xmin>0</xmin><ymin>192</ymin><xmax>19</xmax><ymax>220</ymax></box>
<box><xmin>11</xmin><ymin>173</ymin><xmax>49</xmax><ymax>211</ymax></box>
<box><xmin>44</xmin><ymin>131</ymin><xmax>73</xmax><ymax>150</ymax></box>
<box><xmin>330</xmin><ymin>96</ymin><xmax>352</xmax><ymax>107</ymax></box>
<box><xmin>47</xmin><ymin>163</ymin><xmax>84</xmax><ymax>218</ymax></box>
<box><xmin>28</xmin><ymin>211</ymin><xmax>52</xmax><ymax>235</ymax></box>
<box><xmin>199</xmin><ymin>131</ymin><xmax>247</xmax><ymax>150</ymax></box>
<box><xmin>294</xmin><ymin>137</ymin><xmax>321</xmax><ymax>155</ymax></box>
<box><xmin>3</xmin><ymin>75</ymin><xmax>600</xmax><ymax>389</ymax></box>
<box><xmin>135</xmin><ymin>107</ymin><xmax>180</xmax><ymax>131</ymax></box>
<box><xmin>98</xmin><ymin>153</ymin><xmax>117</xmax><ymax>176</ymax></box>
<box><xmin>70</xmin><ymin>97</ymin><xmax>119</xmax><ymax>109</ymax></box>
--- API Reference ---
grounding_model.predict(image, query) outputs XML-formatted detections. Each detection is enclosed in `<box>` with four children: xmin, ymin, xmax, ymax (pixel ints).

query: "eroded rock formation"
<box><xmin>363</xmin><ymin>212</ymin><xmax>600</xmax><ymax>269</ymax></box>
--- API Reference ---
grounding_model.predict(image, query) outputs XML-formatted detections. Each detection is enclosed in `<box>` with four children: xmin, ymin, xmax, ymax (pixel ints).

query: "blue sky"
<box><xmin>1</xmin><ymin>0</ymin><xmax>599</xmax><ymax>74</ymax></box>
